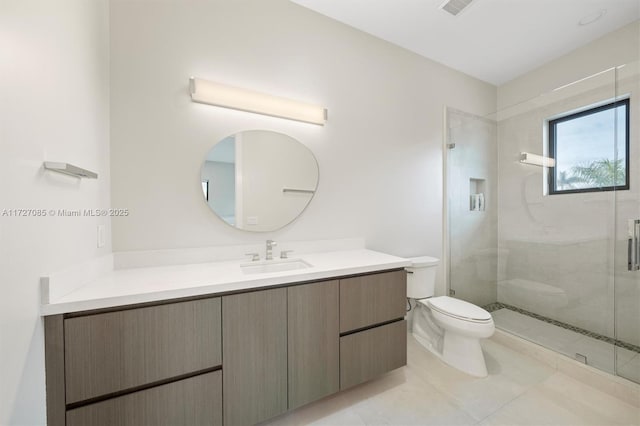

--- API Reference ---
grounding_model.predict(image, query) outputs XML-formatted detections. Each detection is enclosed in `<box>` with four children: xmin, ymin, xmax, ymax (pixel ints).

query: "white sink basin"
<box><xmin>240</xmin><ymin>259</ymin><xmax>313</xmax><ymax>275</ymax></box>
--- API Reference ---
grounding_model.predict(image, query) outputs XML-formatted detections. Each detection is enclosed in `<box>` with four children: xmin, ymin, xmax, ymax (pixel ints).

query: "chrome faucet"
<box><xmin>266</xmin><ymin>239</ymin><xmax>277</xmax><ymax>260</ymax></box>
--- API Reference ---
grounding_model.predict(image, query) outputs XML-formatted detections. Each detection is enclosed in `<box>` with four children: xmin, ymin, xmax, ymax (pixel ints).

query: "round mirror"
<box><xmin>200</xmin><ymin>130</ymin><xmax>319</xmax><ymax>232</ymax></box>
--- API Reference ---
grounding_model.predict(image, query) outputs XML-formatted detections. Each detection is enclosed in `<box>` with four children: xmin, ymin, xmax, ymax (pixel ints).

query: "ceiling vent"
<box><xmin>440</xmin><ymin>0</ymin><xmax>474</xmax><ymax>16</ymax></box>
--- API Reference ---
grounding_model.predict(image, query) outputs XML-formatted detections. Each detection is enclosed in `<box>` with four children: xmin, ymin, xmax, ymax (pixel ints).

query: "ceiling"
<box><xmin>291</xmin><ymin>0</ymin><xmax>640</xmax><ymax>85</ymax></box>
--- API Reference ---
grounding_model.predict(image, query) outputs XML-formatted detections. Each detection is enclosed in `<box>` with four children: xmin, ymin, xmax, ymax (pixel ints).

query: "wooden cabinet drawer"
<box><xmin>339</xmin><ymin>270</ymin><xmax>406</xmax><ymax>333</ymax></box>
<box><xmin>339</xmin><ymin>320</ymin><xmax>407</xmax><ymax>390</ymax></box>
<box><xmin>66</xmin><ymin>371</ymin><xmax>222</xmax><ymax>426</ymax></box>
<box><xmin>64</xmin><ymin>297</ymin><xmax>222</xmax><ymax>404</ymax></box>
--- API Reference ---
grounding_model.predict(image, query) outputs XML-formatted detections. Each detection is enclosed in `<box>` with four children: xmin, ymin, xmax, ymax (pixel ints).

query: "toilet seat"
<box><xmin>421</xmin><ymin>296</ymin><xmax>492</xmax><ymax>323</ymax></box>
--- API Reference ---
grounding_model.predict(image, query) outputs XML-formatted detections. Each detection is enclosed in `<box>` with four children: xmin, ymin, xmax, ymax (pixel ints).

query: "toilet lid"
<box><xmin>427</xmin><ymin>296</ymin><xmax>492</xmax><ymax>322</ymax></box>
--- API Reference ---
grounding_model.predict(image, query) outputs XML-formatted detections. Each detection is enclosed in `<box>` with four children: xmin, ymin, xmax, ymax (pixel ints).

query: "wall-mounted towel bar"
<box><xmin>282</xmin><ymin>188</ymin><xmax>315</xmax><ymax>194</ymax></box>
<box><xmin>43</xmin><ymin>162</ymin><xmax>98</xmax><ymax>179</ymax></box>
<box><xmin>519</xmin><ymin>152</ymin><xmax>555</xmax><ymax>167</ymax></box>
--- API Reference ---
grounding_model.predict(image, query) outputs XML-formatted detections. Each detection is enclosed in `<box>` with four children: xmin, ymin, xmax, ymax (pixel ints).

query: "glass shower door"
<box><xmin>614</xmin><ymin>59</ymin><xmax>640</xmax><ymax>384</ymax></box>
<box><xmin>492</xmin><ymin>69</ymin><xmax>620</xmax><ymax>375</ymax></box>
<box><xmin>446</xmin><ymin>108</ymin><xmax>498</xmax><ymax>308</ymax></box>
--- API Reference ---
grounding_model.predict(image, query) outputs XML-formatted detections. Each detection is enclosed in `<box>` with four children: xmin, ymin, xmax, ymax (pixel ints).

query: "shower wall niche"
<box><xmin>469</xmin><ymin>178</ymin><xmax>486</xmax><ymax>212</ymax></box>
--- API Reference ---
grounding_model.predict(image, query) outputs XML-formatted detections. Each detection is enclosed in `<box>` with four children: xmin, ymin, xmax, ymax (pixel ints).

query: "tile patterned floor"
<box><xmin>263</xmin><ymin>334</ymin><xmax>640</xmax><ymax>426</ymax></box>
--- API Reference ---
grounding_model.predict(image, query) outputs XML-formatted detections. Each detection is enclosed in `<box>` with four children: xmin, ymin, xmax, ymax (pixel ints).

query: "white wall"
<box><xmin>0</xmin><ymin>1</ymin><xmax>111</xmax><ymax>424</ymax></box>
<box><xmin>498</xmin><ymin>21</ymin><xmax>640</xmax><ymax>110</ymax></box>
<box><xmin>109</xmin><ymin>0</ymin><xmax>496</xmax><ymax>276</ymax></box>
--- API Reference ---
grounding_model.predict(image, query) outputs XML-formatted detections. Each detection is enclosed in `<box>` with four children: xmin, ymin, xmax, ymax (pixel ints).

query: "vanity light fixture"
<box><xmin>189</xmin><ymin>77</ymin><xmax>327</xmax><ymax>126</ymax></box>
<box><xmin>520</xmin><ymin>152</ymin><xmax>555</xmax><ymax>167</ymax></box>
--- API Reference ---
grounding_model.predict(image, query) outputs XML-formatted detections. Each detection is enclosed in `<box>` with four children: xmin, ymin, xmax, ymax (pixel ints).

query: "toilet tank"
<box><xmin>406</xmin><ymin>256</ymin><xmax>440</xmax><ymax>299</ymax></box>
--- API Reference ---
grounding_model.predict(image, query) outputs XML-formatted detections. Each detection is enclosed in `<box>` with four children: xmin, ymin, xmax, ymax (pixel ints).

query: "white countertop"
<box><xmin>41</xmin><ymin>249</ymin><xmax>411</xmax><ymax>316</ymax></box>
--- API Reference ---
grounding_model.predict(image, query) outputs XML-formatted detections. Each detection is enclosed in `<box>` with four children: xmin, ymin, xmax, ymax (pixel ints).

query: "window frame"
<box><xmin>548</xmin><ymin>98</ymin><xmax>630</xmax><ymax>195</ymax></box>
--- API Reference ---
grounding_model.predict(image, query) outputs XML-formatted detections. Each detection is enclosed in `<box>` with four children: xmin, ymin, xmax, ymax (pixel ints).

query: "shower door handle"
<box><xmin>629</xmin><ymin>219</ymin><xmax>640</xmax><ymax>271</ymax></box>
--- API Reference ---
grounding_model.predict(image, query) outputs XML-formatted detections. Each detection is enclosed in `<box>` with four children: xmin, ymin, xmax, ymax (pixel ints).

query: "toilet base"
<box><xmin>441</xmin><ymin>332</ymin><xmax>488</xmax><ymax>377</ymax></box>
<box><xmin>413</xmin><ymin>330</ymin><xmax>489</xmax><ymax>378</ymax></box>
<box><xmin>411</xmin><ymin>301</ymin><xmax>491</xmax><ymax>378</ymax></box>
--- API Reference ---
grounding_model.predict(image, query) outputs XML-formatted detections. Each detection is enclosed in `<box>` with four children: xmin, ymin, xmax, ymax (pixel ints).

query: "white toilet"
<box><xmin>407</xmin><ymin>256</ymin><xmax>495</xmax><ymax>377</ymax></box>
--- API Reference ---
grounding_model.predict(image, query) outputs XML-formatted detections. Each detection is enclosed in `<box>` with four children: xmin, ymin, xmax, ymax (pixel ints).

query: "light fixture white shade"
<box><xmin>189</xmin><ymin>77</ymin><xmax>327</xmax><ymax>125</ymax></box>
<box><xmin>520</xmin><ymin>152</ymin><xmax>555</xmax><ymax>167</ymax></box>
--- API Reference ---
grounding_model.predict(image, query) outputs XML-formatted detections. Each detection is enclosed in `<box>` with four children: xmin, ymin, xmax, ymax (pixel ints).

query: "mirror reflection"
<box><xmin>200</xmin><ymin>130</ymin><xmax>319</xmax><ymax>232</ymax></box>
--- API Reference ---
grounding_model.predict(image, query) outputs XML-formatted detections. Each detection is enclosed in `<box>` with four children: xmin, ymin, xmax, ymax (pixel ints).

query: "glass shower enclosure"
<box><xmin>445</xmin><ymin>60</ymin><xmax>640</xmax><ymax>384</ymax></box>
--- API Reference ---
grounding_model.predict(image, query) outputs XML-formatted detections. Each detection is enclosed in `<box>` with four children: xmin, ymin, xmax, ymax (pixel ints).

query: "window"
<box><xmin>548</xmin><ymin>99</ymin><xmax>630</xmax><ymax>194</ymax></box>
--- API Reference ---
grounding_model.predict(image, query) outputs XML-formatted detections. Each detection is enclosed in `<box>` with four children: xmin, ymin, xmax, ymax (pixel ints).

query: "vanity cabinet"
<box><xmin>45</xmin><ymin>298</ymin><xmax>223</xmax><ymax>426</ymax></box>
<box><xmin>222</xmin><ymin>281</ymin><xmax>341</xmax><ymax>424</ymax></box>
<box><xmin>339</xmin><ymin>270</ymin><xmax>407</xmax><ymax>390</ymax></box>
<box><xmin>222</xmin><ymin>288</ymin><xmax>288</xmax><ymax>426</ymax></box>
<box><xmin>66</xmin><ymin>371</ymin><xmax>222</xmax><ymax>426</ymax></box>
<box><xmin>64</xmin><ymin>298</ymin><xmax>222</xmax><ymax>403</ymax></box>
<box><xmin>45</xmin><ymin>268</ymin><xmax>406</xmax><ymax>426</ymax></box>
<box><xmin>287</xmin><ymin>280</ymin><xmax>340</xmax><ymax>409</ymax></box>
<box><xmin>339</xmin><ymin>270</ymin><xmax>407</xmax><ymax>333</ymax></box>
<box><xmin>340</xmin><ymin>320</ymin><xmax>407</xmax><ymax>389</ymax></box>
